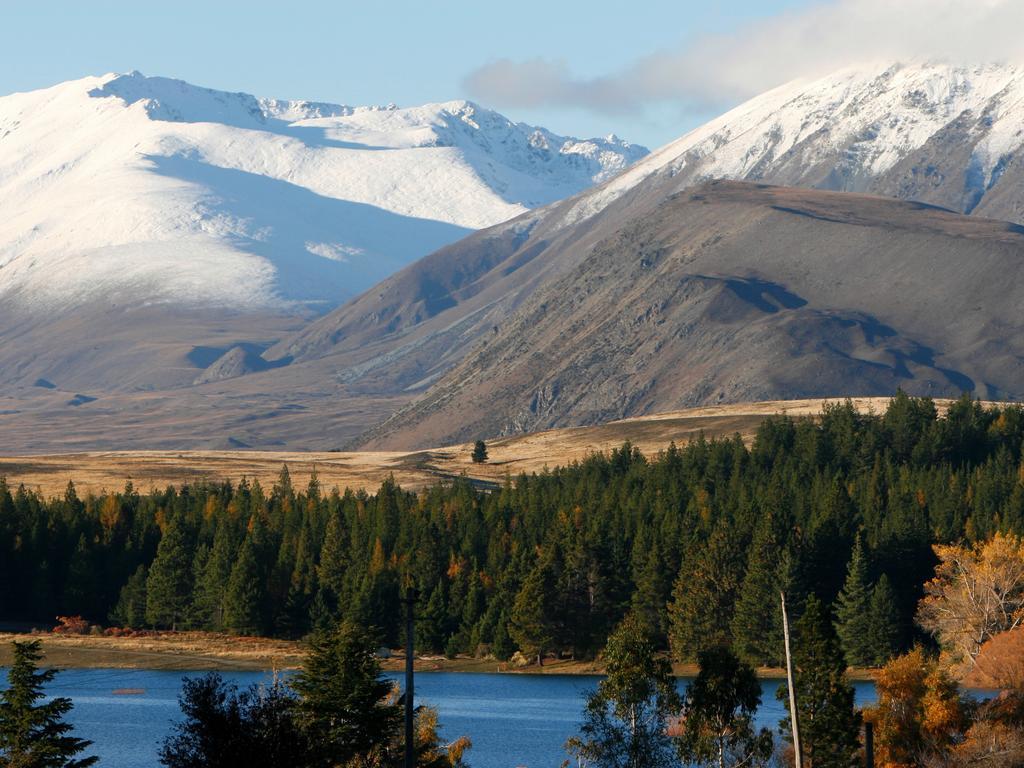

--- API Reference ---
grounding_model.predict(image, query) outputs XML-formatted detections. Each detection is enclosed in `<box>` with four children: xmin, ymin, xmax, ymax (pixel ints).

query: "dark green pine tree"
<box><xmin>146</xmin><ymin>518</ymin><xmax>194</xmax><ymax>630</ymax></box>
<box><xmin>668</xmin><ymin>528</ymin><xmax>744</xmax><ymax>662</ymax></box>
<box><xmin>110</xmin><ymin>564</ymin><xmax>148</xmax><ymax>629</ymax></box>
<box><xmin>193</xmin><ymin>521</ymin><xmax>235</xmax><ymax>631</ymax></box>
<box><xmin>223</xmin><ymin>535</ymin><xmax>267</xmax><ymax>636</ymax></box>
<box><xmin>316</xmin><ymin>512</ymin><xmax>348</xmax><ymax>612</ymax></box>
<box><xmin>778</xmin><ymin>596</ymin><xmax>861</xmax><ymax>768</ymax></box>
<box><xmin>730</xmin><ymin>514</ymin><xmax>792</xmax><ymax>666</ymax></box>
<box><xmin>631</xmin><ymin>534</ymin><xmax>669</xmax><ymax>642</ymax></box>
<box><xmin>509</xmin><ymin>559</ymin><xmax>555</xmax><ymax>665</ymax></box>
<box><xmin>0</xmin><ymin>640</ymin><xmax>97</xmax><ymax>767</ymax></box>
<box><xmin>834</xmin><ymin>532</ymin><xmax>873</xmax><ymax>667</ymax></box>
<box><xmin>62</xmin><ymin>534</ymin><xmax>100</xmax><ymax>619</ymax></box>
<box><xmin>865</xmin><ymin>574</ymin><xmax>901</xmax><ymax>666</ymax></box>
<box><xmin>471</xmin><ymin>440</ymin><xmax>488</xmax><ymax>464</ymax></box>
<box><xmin>291</xmin><ymin>621</ymin><xmax>401</xmax><ymax>767</ymax></box>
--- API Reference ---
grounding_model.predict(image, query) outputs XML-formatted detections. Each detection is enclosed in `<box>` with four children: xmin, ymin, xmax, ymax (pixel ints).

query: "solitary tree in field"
<box><xmin>0</xmin><ymin>640</ymin><xmax>97</xmax><ymax>768</ymax></box>
<box><xmin>471</xmin><ymin>440</ymin><xmax>488</xmax><ymax>464</ymax></box>
<box><xmin>567</xmin><ymin>613</ymin><xmax>681</xmax><ymax>768</ymax></box>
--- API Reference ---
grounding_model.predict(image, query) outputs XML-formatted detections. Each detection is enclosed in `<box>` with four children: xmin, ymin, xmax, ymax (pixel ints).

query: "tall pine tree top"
<box><xmin>0</xmin><ymin>640</ymin><xmax>97</xmax><ymax>768</ymax></box>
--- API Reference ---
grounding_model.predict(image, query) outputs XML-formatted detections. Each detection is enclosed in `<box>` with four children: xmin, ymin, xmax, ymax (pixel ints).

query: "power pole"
<box><xmin>402</xmin><ymin>587</ymin><xmax>419</xmax><ymax>768</ymax></box>
<box><xmin>781</xmin><ymin>591</ymin><xmax>803</xmax><ymax>768</ymax></box>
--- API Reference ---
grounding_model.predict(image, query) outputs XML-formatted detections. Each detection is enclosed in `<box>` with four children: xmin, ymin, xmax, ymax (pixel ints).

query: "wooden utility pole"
<box><xmin>402</xmin><ymin>587</ymin><xmax>419</xmax><ymax>768</ymax></box>
<box><xmin>781</xmin><ymin>591</ymin><xmax>803</xmax><ymax>768</ymax></box>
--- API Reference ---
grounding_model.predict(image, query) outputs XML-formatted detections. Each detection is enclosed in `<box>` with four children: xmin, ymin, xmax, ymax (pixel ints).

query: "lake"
<box><xmin>44</xmin><ymin>669</ymin><xmax>878</xmax><ymax>767</ymax></box>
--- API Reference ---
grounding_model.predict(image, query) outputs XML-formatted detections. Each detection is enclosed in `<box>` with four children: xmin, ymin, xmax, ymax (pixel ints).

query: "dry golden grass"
<box><xmin>0</xmin><ymin>631</ymin><xmax>304</xmax><ymax>670</ymax></box>
<box><xmin>0</xmin><ymin>397</ymin><xmax>984</xmax><ymax>497</ymax></box>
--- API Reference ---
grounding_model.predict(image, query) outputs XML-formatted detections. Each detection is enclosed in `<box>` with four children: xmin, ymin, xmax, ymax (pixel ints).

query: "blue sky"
<box><xmin>1</xmin><ymin>0</ymin><xmax>817</xmax><ymax>148</ymax></box>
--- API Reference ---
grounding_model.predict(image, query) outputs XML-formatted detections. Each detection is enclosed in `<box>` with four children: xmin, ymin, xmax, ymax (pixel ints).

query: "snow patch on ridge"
<box><xmin>0</xmin><ymin>72</ymin><xmax>648</xmax><ymax>313</ymax></box>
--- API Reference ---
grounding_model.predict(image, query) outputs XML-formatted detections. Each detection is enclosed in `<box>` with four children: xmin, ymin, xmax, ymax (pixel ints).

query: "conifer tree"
<box><xmin>668</xmin><ymin>528</ymin><xmax>743</xmax><ymax>661</ymax></box>
<box><xmin>731</xmin><ymin>514</ymin><xmax>792</xmax><ymax>666</ymax></box>
<box><xmin>223</xmin><ymin>536</ymin><xmax>266</xmax><ymax>635</ymax></box>
<box><xmin>834</xmin><ymin>532</ymin><xmax>873</xmax><ymax>667</ymax></box>
<box><xmin>193</xmin><ymin>521</ymin><xmax>235</xmax><ymax>631</ymax></box>
<box><xmin>0</xmin><ymin>640</ymin><xmax>97</xmax><ymax>767</ymax></box>
<box><xmin>777</xmin><ymin>596</ymin><xmax>861</xmax><ymax>768</ymax></box>
<box><xmin>146</xmin><ymin>517</ymin><xmax>193</xmax><ymax>629</ymax></box>
<box><xmin>317</xmin><ymin>512</ymin><xmax>348</xmax><ymax>609</ymax></box>
<box><xmin>866</xmin><ymin>574</ymin><xmax>901</xmax><ymax>665</ymax></box>
<box><xmin>292</xmin><ymin>621</ymin><xmax>401</xmax><ymax>766</ymax></box>
<box><xmin>110</xmin><ymin>564</ymin><xmax>148</xmax><ymax>629</ymax></box>
<box><xmin>631</xmin><ymin>535</ymin><xmax>669</xmax><ymax>641</ymax></box>
<box><xmin>471</xmin><ymin>441</ymin><xmax>488</xmax><ymax>464</ymax></box>
<box><xmin>509</xmin><ymin>560</ymin><xmax>555</xmax><ymax>665</ymax></box>
<box><xmin>62</xmin><ymin>534</ymin><xmax>99</xmax><ymax>620</ymax></box>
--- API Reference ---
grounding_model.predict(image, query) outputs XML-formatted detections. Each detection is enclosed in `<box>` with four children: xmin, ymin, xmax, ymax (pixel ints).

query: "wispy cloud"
<box><xmin>464</xmin><ymin>0</ymin><xmax>1024</xmax><ymax>115</ymax></box>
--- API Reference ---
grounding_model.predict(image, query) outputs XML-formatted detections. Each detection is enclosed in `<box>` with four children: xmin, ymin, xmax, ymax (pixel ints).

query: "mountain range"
<box><xmin>3</xmin><ymin>62</ymin><xmax>1024</xmax><ymax>452</ymax></box>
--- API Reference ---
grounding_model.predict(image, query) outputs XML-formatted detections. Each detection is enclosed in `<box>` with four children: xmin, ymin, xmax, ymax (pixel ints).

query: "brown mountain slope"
<box><xmin>355</xmin><ymin>181</ymin><xmax>1024</xmax><ymax>449</ymax></box>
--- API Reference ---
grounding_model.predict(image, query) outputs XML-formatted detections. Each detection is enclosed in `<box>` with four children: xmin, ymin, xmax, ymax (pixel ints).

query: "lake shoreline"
<box><xmin>0</xmin><ymin>631</ymin><xmax>879</xmax><ymax>680</ymax></box>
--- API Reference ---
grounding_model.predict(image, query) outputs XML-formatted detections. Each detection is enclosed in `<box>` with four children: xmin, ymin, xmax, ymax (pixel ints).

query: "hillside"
<box><xmin>0</xmin><ymin>72</ymin><xmax>645</xmax><ymax>397</ymax></box>
<box><xmin>276</xmin><ymin>179</ymin><xmax>1024</xmax><ymax>449</ymax></box>
<box><xmin>0</xmin><ymin>398</ymin><xmax>971</xmax><ymax>496</ymax></box>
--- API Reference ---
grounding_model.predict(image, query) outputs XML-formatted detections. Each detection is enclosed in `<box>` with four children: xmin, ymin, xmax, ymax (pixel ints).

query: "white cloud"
<box><xmin>464</xmin><ymin>0</ymin><xmax>1024</xmax><ymax>115</ymax></box>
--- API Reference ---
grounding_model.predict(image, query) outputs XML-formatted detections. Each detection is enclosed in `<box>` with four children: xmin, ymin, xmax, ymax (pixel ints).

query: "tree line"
<box><xmin>3</xmin><ymin>393</ymin><xmax>1024</xmax><ymax>670</ymax></box>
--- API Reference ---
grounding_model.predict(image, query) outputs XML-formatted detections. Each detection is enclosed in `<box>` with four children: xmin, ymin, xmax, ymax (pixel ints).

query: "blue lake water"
<box><xmin>39</xmin><ymin>669</ymin><xmax>878</xmax><ymax>767</ymax></box>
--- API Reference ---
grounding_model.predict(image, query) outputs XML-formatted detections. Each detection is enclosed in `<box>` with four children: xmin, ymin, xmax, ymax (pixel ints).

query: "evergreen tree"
<box><xmin>566</xmin><ymin>613</ymin><xmax>681</xmax><ymax>768</ymax></box>
<box><xmin>471</xmin><ymin>441</ymin><xmax>488</xmax><ymax>464</ymax></box>
<box><xmin>509</xmin><ymin>560</ymin><xmax>555</xmax><ymax>665</ymax></box>
<box><xmin>834</xmin><ymin>532</ymin><xmax>873</xmax><ymax>667</ymax></box>
<box><xmin>223</xmin><ymin>537</ymin><xmax>266</xmax><ymax>636</ymax></box>
<box><xmin>146</xmin><ymin>518</ymin><xmax>193</xmax><ymax>629</ymax></box>
<box><xmin>110</xmin><ymin>564</ymin><xmax>148</xmax><ymax>629</ymax></box>
<box><xmin>676</xmin><ymin>646</ymin><xmax>773</xmax><ymax>768</ymax></box>
<box><xmin>668</xmin><ymin>528</ymin><xmax>743</xmax><ymax>661</ymax></box>
<box><xmin>316</xmin><ymin>512</ymin><xmax>348</xmax><ymax>611</ymax></box>
<box><xmin>865</xmin><ymin>574</ymin><xmax>901</xmax><ymax>666</ymax></box>
<box><xmin>777</xmin><ymin>596</ymin><xmax>861</xmax><ymax>768</ymax></box>
<box><xmin>731</xmin><ymin>514</ymin><xmax>792</xmax><ymax>666</ymax></box>
<box><xmin>0</xmin><ymin>640</ymin><xmax>97</xmax><ymax>767</ymax></box>
<box><xmin>193</xmin><ymin>522</ymin><xmax>235</xmax><ymax>631</ymax></box>
<box><xmin>291</xmin><ymin>621</ymin><xmax>401</xmax><ymax>767</ymax></box>
<box><xmin>62</xmin><ymin>535</ymin><xmax>99</xmax><ymax>620</ymax></box>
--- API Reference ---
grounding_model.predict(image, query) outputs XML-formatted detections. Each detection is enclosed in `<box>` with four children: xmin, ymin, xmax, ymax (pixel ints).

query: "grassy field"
<box><xmin>0</xmin><ymin>398</ymin><xmax>908</xmax><ymax>497</ymax></box>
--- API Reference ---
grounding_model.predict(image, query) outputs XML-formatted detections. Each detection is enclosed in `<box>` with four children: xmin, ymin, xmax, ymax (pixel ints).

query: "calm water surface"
<box><xmin>40</xmin><ymin>669</ymin><xmax>877</xmax><ymax>767</ymax></box>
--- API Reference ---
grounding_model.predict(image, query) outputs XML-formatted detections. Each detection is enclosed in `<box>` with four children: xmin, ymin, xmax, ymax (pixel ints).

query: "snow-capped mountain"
<box><xmin>563</xmin><ymin>61</ymin><xmax>1024</xmax><ymax>228</ymax></box>
<box><xmin>0</xmin><ymin>72</ymin><xmax>647</xmax><ymax>312</ymax></box>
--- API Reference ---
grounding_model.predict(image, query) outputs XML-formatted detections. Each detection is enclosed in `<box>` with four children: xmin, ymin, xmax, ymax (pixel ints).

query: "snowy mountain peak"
<box><xmin>0</xmin><ymin>73</ymin><xmax>648</xmax><ymax>313</ymax></box>
<box><xmin>562</xmin><ymin>60</ymin><xmax>1024</xmax><ymax>227</ymax></box>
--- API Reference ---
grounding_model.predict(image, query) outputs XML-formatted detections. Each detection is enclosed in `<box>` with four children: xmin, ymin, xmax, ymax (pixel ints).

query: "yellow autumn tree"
<box><xmin>967</xmin><ymin>627</ymin><xmax>1024</xmax><ymax>692</ymax></box>
<box><xmin>916</xmin><ymin>533</ymin><xmax>1024</xmax><ymax>668</ymax></box>
<box><xmin>864</xmin><ymin>648</ymin><xmax>971</xmax><ymax>768</ymax></box>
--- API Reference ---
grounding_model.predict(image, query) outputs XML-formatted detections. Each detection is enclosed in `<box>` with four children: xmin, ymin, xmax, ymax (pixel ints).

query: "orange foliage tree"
<box><xmin>967</xmin><ymin>627</ymin><xmax>1024</xmax><ymax>692</ymax></box>
<box><xmin>916</xmin><ymin>533</ymin><xmax>1024</xmax><ymax>668</ymax></box>
<box><xmin>864</xmin><ymin>648</ymin><xmax>971</xmax><ymax>768</ymax></box>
